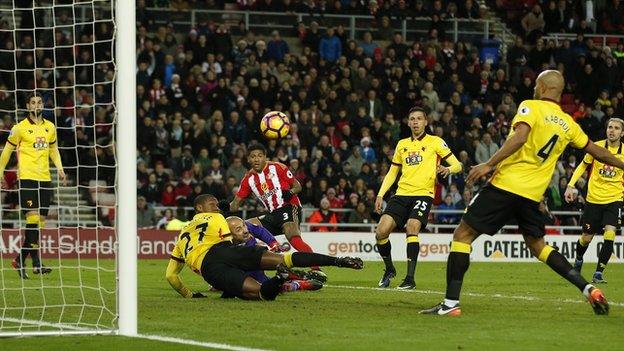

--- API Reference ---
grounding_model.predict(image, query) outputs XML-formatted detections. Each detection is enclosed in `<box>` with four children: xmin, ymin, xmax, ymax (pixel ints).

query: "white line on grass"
<box><xmin>0</xmin><ymin>317</ymin><xmax>91</xmax><ymax>331</ymax></box>
<box><xmin>136</xmin><ymin>333</ymin><xmax>274</xmax><ymax>351</ymax></box>
<box><xmin>325</xmin><ymin>284</ymin><xmax>624</xmax><ymax>307</ymax></box>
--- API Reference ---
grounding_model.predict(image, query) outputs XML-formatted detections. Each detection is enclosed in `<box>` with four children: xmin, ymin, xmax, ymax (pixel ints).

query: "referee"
<box><xmin>0</xmin><ymin>93</ymin><xmax>66</xmax><ymax>279</ymax></box>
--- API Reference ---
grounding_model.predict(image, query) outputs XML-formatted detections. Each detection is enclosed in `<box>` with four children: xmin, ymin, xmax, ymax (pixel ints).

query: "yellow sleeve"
<box><xmin>582</xmin><ymin>152</ymin><xmax>594</xmax><ymax>164</ymax></box>
<box><xmin>391</xmin><ymin>142</ymin><xmax>403</xmax><ymax>166</ymax></box>
<box><xmin>7</xmin><ymin>125</ymin><xmax>20</xmax><ymax>147</ymax></box>
<box><xmin>165</xmin><ymin>259</ymin><xmax>193</xmax><ymax>298</ymax></box>
<box><xmin>377</xmin><ymin>164</ymin><xmax>400</xmax><ymax>198</ymax></box>
<box><xmin>215</xmin><ymin>214</ymin><xmax>231</xmax><ymax>237</ymax></box>
<box><xmin>435</xmin><ymin>137</ymin><xmax>453</xmax><ymax>158</ymax></box>
<box><xmin>568</xmin><ymin>162</ymin><xmax>589</xmax><ymax>188</ymax></box>
<box><xmin>568</xmin><ymin>120</ymin><xmax>590</xmax><ymax>149</ymax></box>
<box><xmin>49</xmin><ymin>129</ymin><xmax>64</xmax><ymax>172</ymax></box>
<box><xmin>512</xmin><ymin>101</ymin><xmax>538</xmax><ymax>129</ymax></box>
<box><xmin>171</xmin><ymin>242</ymin><xmax>184</xmax><ymax>262</ymax></box>
<box><xmin>0</xmin><ymin>142</ymin><xmax>15</xmax><ymax>173</ymax></box>
<box><xmin>443</xmin><ymin>154</ymin><xmax>463</xmax><ymax>174</ymax></box>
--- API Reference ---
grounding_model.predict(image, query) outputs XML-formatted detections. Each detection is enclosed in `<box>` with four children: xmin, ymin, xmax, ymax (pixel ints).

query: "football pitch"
<box><xmin>1</xmin><ymin>259</ymin><xmax>623</xmax><ymax>350</ymax></box>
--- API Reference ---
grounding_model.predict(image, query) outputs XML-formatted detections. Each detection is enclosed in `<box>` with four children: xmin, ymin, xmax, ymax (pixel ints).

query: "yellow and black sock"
<box><xmin>539</xmin><ymin>245</ymin><xmax>588</xmax><ymax>291</ymax></box>
<box><xmin>376</xmin><ymin>237</ymin><xmax>394</xmax><ymax>271</ymax></box>
<box><xmin>575</xmin><ymin>236</ymin><xmax>589</xmax><ymax>260</ymax></box>
<box><xmin>596</xmin><ymin>230</ymin><xmax>615</xmax><ymax>273</ymax></box>
<box><xmin>406</xmin><ymin>235</ymin><xmax>419</xmax><ymax>279</ymax></box>
<box><xmin>19</xmin><ymin>214</ymin><xmax>40</xmax><ymax>266</ymax></box>
<box><xmin>445</xmin><ymin>241</ymin><xmax>471</xmax><ymax>300</ymax></box>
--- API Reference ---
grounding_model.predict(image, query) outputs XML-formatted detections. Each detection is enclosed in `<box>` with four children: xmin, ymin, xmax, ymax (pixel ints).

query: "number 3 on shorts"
<box><xmin>283</xmin><ymin>212</ymin><xmax>289</xmax><ymax>220</ymax></box>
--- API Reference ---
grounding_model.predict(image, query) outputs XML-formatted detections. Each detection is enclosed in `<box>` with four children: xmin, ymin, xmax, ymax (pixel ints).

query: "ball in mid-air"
<box><xmin>260</xmin><ymin>111</ymin><xmax>290</xmax><ymax>140</ymax></box>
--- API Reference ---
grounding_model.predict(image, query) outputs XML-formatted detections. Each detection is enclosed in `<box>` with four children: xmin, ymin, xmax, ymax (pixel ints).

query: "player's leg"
<box><xmin>421</xmin><ymin>186</ymin><xmax>511</xmax><ymax>316</ymax></box>
<box><xmin>13</xmin><ymin>180</ymin><xmax>40</xmax><ymax>279</ymax></box>
<box><xmin>258</xmin><ymin>250</ymin><xmax>363</xmax><ymax>271</ymax></box>
<box><xmin>594</xmin><ymin>224</ymin><xmax>617</xmax><ymax>283</ymax></box>
<box><xmin>246</xmin><ymin>217</ymin><xmax>263</xmax><ymax>226</ymax></box>
<box><xmin>399</xmin><ymin>197</ymin><xmax>433</xmax><ymax>290</ymax></box>
<box><xmin>375</xmin><ymin>214</ymin><xmax>397</xmax><ymax>287</ymax></box>
<box><xmin>420</xmin><ymin>220</ymin><xmax>478</xmax><ymax>316</ymax></box>
<box><xmin>574</xmin><ymin>233</ymin><xmax>594</xmax><ymax>272</ymax></box>
<box><xmin>32</xmin><ymin>181</ymin><xmax>52</xmax><ymax>274</ymax></box>
<box><xmin>524</xmin><ymin>235</ymin><xmax>608</xmax><ymax>314</ymax></box>
<box><xmin>575</xmin><ymin>202</ymin><xmax>600</xmax><ymax>272</ymax></box>
<box><xmin>281</xmin><ymin>206</ymin><xmax>314</xmax><ymax>255</ymax></box>
<box><xmin>399</xmin><ymin>219</ymin><xmax>422</xmax><ymax>290</ymax></box>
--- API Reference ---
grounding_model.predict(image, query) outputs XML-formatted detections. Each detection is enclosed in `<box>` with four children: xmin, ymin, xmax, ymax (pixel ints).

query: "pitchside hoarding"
<box><xmin>0</xmin><ymin>230</ymin><xmax>621</xmax><ymax>263</ymax></box>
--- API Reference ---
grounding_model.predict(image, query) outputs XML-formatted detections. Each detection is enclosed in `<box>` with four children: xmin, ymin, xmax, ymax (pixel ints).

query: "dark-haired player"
<box><xmin>567</xmin><ymin>117</ymin><xmax>624</xmax><ymax>283</ymax></box>
<box><xmin>375</xmin><ymin>106</ymin><xmax>463</xmax><ymax>289</ymax></box>
<box><xmin>165</xmin><ymin>194</ymin><xmax>363</xmax><ymax>300</ymax></box>
<box><xmin>0</xmin><ymin>93</ymin><xmax>66</xmax><ymax>279</ymax></box>
<box><xmin>229</xmin><ymin>144</ymin><xmax>326</xmax><ymax>282</ymax></box>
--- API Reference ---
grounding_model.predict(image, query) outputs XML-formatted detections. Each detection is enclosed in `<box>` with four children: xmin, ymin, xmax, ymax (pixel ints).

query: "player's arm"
<box><xmin>437</xmin><ymin>154</ymin><xmax>463</xmax><ymax>177</ymax></box>
<box><xmin>467</xmin><ymin>122</ymin><xmax>531</xmax><ymax>182</ymax></box>
<box><xmin>565</xmin><ymin>160</ymin><xmax>589</xmax><ymax>203</ymax></box>
<box><xmin>231</xmin><ymin>174</ymin><xmax>251</xmax><ymax>211</ymax></box>
<box><xmin>375</xmin><ymin>163</ymin><xmax>400</xmax><ymax>214</ymax></box>
<box><xmin>48</xmin><ymin>131</ymin><xmax>67</xmax><ymax>186</ymax></box>
<box><xmin>247</xmin><ymin>222</ymin><xmax>280</xmax><ymax>251</ymax></box>
<box><xmin>584</xmin><ymin>141</ymin><xmax>624</xmax><ymax>171</ymax></box>
<box><xmin>0</xmin><ymin>142</ymin><xmax>16</xmax><ymax>184</ymax></box>
<box><xmin>229</xmin><ymin>195</ymin><xmax>244</xmax><ymax>212</ymax></box>
<box><xmin>165</xmin><ymin>258</ymin><xmax>205</xmax><ymax>298</ymax></box>
<box><xmin>282</xmin><ymin>179</ymin><xmax>301</xmax><ymax>201</ymax></box>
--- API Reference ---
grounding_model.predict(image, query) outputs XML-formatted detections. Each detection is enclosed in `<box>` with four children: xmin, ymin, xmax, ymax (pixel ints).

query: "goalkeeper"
<box><xmin>0</xmin><ymin>93</ymin><xmax>66</xmax><ymax>279</ymax></box>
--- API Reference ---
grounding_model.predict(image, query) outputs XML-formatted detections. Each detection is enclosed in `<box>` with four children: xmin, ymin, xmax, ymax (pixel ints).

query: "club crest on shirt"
<box><xmin>33</xmin><ymin>137</ymin><xmax>48</xmax><ymax>150</ymax></box>
<box><xmin>599</xmin><ymin>164</ymin><xmax>617</xmax><ymax>178</ymax></box>
<box><xmin>405</xmin><ymin>151</ymin><xmax>423</xmax><ymax>166</ymax></box>
<box><xmin>260</xmin><ymin>182</ymin><xmax>269</xmax><ymax>192</ymax></box>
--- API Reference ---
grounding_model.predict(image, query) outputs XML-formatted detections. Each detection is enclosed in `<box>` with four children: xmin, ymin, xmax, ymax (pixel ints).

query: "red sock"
<box><xmin>289</xmin><ymin>235</ymin><xmax>313</xmax><ymax>253</ymax></box>
<box><xmin>288</xmin><ymin>236</ymin><xmax>318</xmax><ymax>270</ymax></box>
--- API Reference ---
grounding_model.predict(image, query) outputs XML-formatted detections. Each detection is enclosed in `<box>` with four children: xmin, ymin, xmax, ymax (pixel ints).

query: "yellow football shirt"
<box><xmin>491</xmin><ymin>99</ymin><xmax>589</xmax><ymax>202</ymax></box>
<box><xmin>391</xmin><ymin>134</ymin><xmax>453</xmax><ymax>197</ymax></box>
<box><xmin>582</xmin><ymin>140</ymin><xmax>624</xmax><ymax>204</ymax></box>
<box><xmin>7</xmin><ymin>117</ymin><xmax>57</xmax><ymax>181</ymax></box>
<box><xmin>170</xmin><ymin>212</ymin><xmax>232</xmax><ymax>274</ymax></box>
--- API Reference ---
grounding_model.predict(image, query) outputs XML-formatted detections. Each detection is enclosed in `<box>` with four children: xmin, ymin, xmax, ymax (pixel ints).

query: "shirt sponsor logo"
<box><xmin>405</xmin><ymin>151</ymin><xmax>423</xmax><ymax>166</ymax></box>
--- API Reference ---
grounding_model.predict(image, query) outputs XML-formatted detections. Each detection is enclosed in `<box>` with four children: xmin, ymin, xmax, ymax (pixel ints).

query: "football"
<box><xmin>260</xmin><ymin>111</ymin><xmax>290</xmax><ymax>140</ymax></box>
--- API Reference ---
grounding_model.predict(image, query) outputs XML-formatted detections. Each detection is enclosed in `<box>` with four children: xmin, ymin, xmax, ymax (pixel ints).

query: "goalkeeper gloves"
<box><xmin>192</xmin><ymin>292</ymin><xmax>206</xmax><ymax>298</ymax></box>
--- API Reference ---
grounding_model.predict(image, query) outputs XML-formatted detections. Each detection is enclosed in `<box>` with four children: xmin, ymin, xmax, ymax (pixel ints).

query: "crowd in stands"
<box><xmin>133</xmin><ymin>0</ymin><xmax>624</xmax><ymax>231</ymax></box>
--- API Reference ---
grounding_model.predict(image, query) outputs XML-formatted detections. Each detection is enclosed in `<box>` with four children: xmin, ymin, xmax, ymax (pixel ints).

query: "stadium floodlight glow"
<box><xmin>0</xmin><ymin>0</ymin><xmax>137</xmax><ymax>337</ymax></box>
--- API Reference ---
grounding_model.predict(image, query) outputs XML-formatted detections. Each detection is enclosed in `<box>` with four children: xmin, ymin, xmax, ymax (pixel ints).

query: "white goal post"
<box><xmin>0</xmin><ymin>0</ymin><xmax>136</xmax><ymax>337</ymax></box>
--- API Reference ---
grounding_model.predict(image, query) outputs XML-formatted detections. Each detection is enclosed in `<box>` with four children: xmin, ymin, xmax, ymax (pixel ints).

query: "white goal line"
<box><xmin>135</xmin><ymin>333</ymin><xmax>274</xmax><ymax>351</ymax></box>
<box><xmin>325</xmin><ymin>284</ymin><xmax>624</xmax><ymax>307</ymax></box>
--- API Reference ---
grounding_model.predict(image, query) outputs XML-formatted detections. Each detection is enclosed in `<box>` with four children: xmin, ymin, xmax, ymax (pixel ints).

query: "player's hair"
<box><xmin>607</xmin><ymin>117</ymin><xmax>624</xmax><ymax>129</ymax></box>
<box><xmin>248</xmin><ymin>143</ymin><xmax>267</xmax><ymax>155</ymax></box>
<box><xmin>408</xmin><ymin>106</ymin><xmax>427</xmax><ymax>118</ymax></box>
<box><xmin>193</xmin><ymin>194</ymin><xmax>216</xmax><ymax>211</ymax></box>
<box><xmin>26</xmin><ymin>91</ymin><xmax>42</xmax><ymax>104</ymax></box>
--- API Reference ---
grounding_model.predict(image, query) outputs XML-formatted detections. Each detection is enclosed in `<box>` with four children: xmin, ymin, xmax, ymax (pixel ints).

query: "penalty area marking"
<box><xmin>136</xmin><ymin>333</ymin><xmax>274</xmax><ymax>351</ymax></box>
<box><xmin>325</xmin><ymin>284</ymin><xmax>624</xmax><ymax>307</ymax></box>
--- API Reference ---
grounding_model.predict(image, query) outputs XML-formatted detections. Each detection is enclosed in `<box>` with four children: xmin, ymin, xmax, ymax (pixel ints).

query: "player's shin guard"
<box><xmin>259</xmin><ymin>277</ymin><xmax>284</xmax><ymax>301</ymax></box>
<box><xmin>596</xmin><ymin>231</ymin><xmax>615</xmax><ymax>273</ymax></box>
<box><xmin>445</xmin><ymin>241</ymin><xmax>471</xmax><ymax>301</ymax></box>
<box><xmin>286</xmin><ymin>252</ymin><xmax>337</xmax><ymax>268</ymax></box>
<box><xmin>406</xmin><ymin>235</ymin><xmax>419</xmax><ymax>279</ymax></box>
<box><xmin>575</xmin><ymin>236</ymin><xmax>590</xmax><ymax>260</ymax></box>
<box><xmin>539</xmin><ymin>245</ymin><xmax>588</xmax><ymax>291</ymax></box>
<box><xmin>376</xmin><ymin>237</ymin><xmax>394</xmax><ymax>270</ymax></box>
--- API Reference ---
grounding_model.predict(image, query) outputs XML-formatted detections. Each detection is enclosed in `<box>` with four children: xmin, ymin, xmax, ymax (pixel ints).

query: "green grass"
<box><xmin>1</xmin><ymin>259</ymin><xmax>623</xmax><ymax>350</ymax></box>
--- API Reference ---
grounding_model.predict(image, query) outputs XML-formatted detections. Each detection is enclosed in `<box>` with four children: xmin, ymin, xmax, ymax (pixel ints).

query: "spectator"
<box><xmin>308</xmin><ymin>198</ymin><xmax>339</xmax><ymax>232</ymax></box>
<box><xmin>267</xmin><ymin>30</ymin><xmax>289</xmax><ymax>62</ymax></box>
<box><xmin>475</xmin><ymin>133</ymin><xmax>499</xmax><ymax>164</ymax></box>
<box><xmin>521</xmin><ymin>4</ymin><xmax>545</xmax><ymax>43</ymax></box>
<box><xmin>156</xmin><ymin>208</ymin><xmax>173</xmax><ymax>229</ymax></box>
<box><xmin>325</xmin><ymin>188</ymin><xmax>344</xmax><ymax>209</ymax></box>
<box><xmin>347</xmin><ymin>201</ymin><xmax>374</xmax><ymax>231</ymax></box>
<box><xmin>319</xmin><ymin>27</ymin><xmax>342</xmax><ymax>63</ymax></box>
<box><xmin>161</xmin><ymin>183</ymin><xmax>177</xmax><ymax>206</ymax></box>
<box><xmin>165</xmin><ymin>207</ymin><xmax>189</xmax><ymax>230</ymax></box>
<box><xmin>437</xmin><ymin>194</ymin><xmax>460</xmax><ymax>224</ymax></box>
<box><xmin>137</xmin><ymin>196</ymin><xmax>156</xmax><ymax>228</ymax></box>
<box><xmin>359</xmin><ymin>137</ymin><xmax>377</xmax><ymax>163</ymax></box>
<box><xmin>359</xmin><ymin>31</ymin><xmax>379</xmax><ymax>57</ymax></box>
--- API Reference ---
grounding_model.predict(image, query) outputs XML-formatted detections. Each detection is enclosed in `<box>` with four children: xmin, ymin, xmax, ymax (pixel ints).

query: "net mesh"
<box><xmin>0</xmin><ymin>0</ymin><xmax>117</xmax><ymax>335</ymax></box>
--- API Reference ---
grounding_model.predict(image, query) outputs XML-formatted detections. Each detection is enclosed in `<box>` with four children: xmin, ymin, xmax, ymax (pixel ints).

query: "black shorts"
<box><xmin>200</xmin><ymin>242</ymin><xmax>266</xmax><ymax>297</ymax></box>
<box><xmin>19</xmin><ymin>179</ymin><xmax>52</xmax><ymax>216</ymax></box>
<box><xmin>383</xmin><ymin>195</ymin><xmax>433</xmax><ymax>229</ymax></box>
<box><xmin>463</xmin><ymin>185</ymin><xmax>544</xmax><ymax>237</ymax></box>
<box><xmin>258</xmin><ymin>204</ymin><xmax>301</xmax><ymax>236</ymax></box>
<box><xmin>581</xmin><ymin>201</ymin><xmax>622</xmax><ymax>235</ymax></box>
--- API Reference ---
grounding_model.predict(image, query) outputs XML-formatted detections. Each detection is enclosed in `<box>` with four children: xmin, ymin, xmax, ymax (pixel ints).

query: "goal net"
<box><xmin>0</xmin><ymin>0</ymin><xmax>118</xmax><ymax>336</ymax></box>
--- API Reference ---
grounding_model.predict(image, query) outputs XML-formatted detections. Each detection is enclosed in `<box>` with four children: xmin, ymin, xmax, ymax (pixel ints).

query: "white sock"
<box><xmin>444</xmin><ymin>298</ymin><xmax>459</xmax><ymax>307</ymax></box>
<box><xmin>582</xmin><ymin>284</ymin><xmax>594</xmax><ymax>298</ymax></box>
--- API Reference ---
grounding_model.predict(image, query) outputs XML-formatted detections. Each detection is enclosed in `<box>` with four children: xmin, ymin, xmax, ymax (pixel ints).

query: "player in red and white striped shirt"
<box><xmin>230</xmin><ymin>144</ymin><xmax>326</xmax><ymax>281</ymax></box>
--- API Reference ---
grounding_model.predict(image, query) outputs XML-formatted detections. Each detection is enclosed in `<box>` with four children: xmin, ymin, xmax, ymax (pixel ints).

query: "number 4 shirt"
<box><xmin>491</xmin><ymin>99</ymin><xmax>589</xmax><ymax>202</ymax></box>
